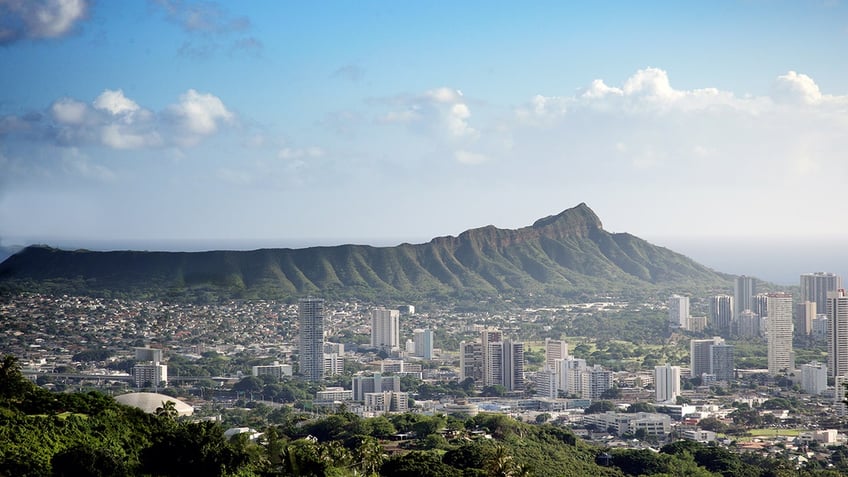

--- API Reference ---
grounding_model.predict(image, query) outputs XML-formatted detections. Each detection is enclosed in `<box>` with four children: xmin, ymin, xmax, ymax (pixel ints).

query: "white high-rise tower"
<box><xmin>299</xmin><ymin>298</ymin><xmax>325</xmax><ymax>382</ymax></box>
<box><xmin>370</xmin><ymin>308</ymin><xmax>400</xmax><ymax>351</ymax></box>
<box><xmin>767</xmin><ymin>293</ymin><xmax>794</xmax><ymax>375</ymax></box>
<box><xmin>827</xmin><ymin>289</ymin><xmax>848</xmax><ymax>378</ymax></box>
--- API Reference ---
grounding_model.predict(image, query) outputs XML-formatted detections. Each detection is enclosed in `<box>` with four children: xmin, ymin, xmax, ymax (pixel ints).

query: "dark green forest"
<box><xmin>2</xmin><ymin>355</ymin><xmax>844</xmax><ymax>477</ymax></box>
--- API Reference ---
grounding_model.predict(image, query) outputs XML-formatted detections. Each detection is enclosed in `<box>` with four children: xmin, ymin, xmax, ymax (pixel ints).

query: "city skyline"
<box><xmin>2</xmin><ymin>1</ymin><xmax>848</xmax><ymax>258</ymax></box>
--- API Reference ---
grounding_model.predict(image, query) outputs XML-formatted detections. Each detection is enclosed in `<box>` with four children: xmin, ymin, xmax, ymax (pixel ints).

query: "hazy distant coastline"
<box><xmin>651</xmin><ymin>237</ymin><xmax>848</xmax><ymax>286</ymax></box>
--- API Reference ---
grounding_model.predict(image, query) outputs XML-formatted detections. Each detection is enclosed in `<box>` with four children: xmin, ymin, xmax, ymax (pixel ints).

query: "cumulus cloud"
<box><xmin>0</xmin><ymin>0</ymin><xmax>89</xmax><ymax>45</ymax></box>
<box><xmin>167</xmin><ymin>88</ymin><xmax>233</xmax><ymax>136</ymax></box>
<box><xmin>93</xmin><ymin>89</ymin><xmax>141</xmax><ymax>117</ymax></box>
<box><xmin>4</xmin><ymin>88</ymin><xmax>233</xmax><ymax>150</ymax></box>
<box><xmin>379</xmin><ymin>87</ymin><xmax>480</xmax><ymax>144</ymax></box>
<box><xmin>772</xmin><ymin>70</ymin><xmax>824</xmax><ymax>105</ymax></box>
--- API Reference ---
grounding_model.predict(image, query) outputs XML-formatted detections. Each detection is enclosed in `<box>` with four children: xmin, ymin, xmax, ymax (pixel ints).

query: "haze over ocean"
<box><xmin>654</xmin><ymin>237</ymin><xmax>848</xmax><ymax>286</ymax></box>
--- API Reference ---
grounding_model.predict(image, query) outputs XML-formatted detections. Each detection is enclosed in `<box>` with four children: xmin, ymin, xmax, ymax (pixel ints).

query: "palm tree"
<box><xmin>155</xmin><ymin>400</ymin><xmax>179</xmax><ymax>419</ymax></box>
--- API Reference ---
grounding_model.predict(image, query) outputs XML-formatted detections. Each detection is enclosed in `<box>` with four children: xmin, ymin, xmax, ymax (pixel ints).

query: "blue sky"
<box><xmin>2</xmin><ymin>0</ymin><xmax>848</xmax><ymax>254</ymax></box>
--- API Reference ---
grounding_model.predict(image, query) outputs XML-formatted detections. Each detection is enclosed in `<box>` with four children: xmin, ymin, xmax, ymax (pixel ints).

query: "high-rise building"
<box><xmin>796</xmin><ymin>301</ymin><xmax>816</xmax><ymax>337</ymax></box>
<box><xmin>668</xmin><ymin>295</ymin><xmax>690</xmax><ymax>329</ymax></box>
<box><xmin>734</xmin><ymin>276</ymin><xmax>756</xmax><ymax>319</ymax></box>
<box><xmin>827</xmin><ymin>289</ymin><xmax>848</xmax><ymax>378</ymax></box>
<box><xmin>462</xmin><ymin>329</ymin><xmax>524</xmax><ymax>391</ymax></box>
<box><xmin>132</xmin><ymin>362</ymin><xmax>167</xmax><ymax>388</ymax></box>
<box><xmin>502</xmin><ymin>340</ymin><xmax>525</xmax><ymax>392</ymax></box>
<box><xmin>709</xmin><ymin>295</ymin><xmax>734</xmax><ymax>335</ymax></box>
<box><xmin>534</xmin><ymin>368</ymin><xmax>558</xmax><ymax>399</ymax></box>
<box><xmin>736</xmin><ymin>310</ymin><xmax>761</xmax><ymax>338</ymax></box>
<box><xmin>752</xmin><ymin>294</ymin><xmax>769</xmax><ymax>320</ymax></box>
<box><xmin>559</xmin><ymin>357</ymin><xmax>587</xmax><ymax>398</ymax></box>
<box><xmin>802</xmin><ymin>272</ymin><xmax>843</xmax><ymax>316</ymax></box>
<box><xmin>767</xmin><ymin>293</ymin><xmax>794</xmax><ymax>375</ymax></box>
<box><xmin>459</xmin><ymin>341</ymin><xmax>483</xmax><ymax>383</ymax></box>
<box><xmin>813</xmin><ymin>314</ymin><xmax>829</xmax><ymax>340</ymax></box>
<box><xmin>352</xmin><ymin>373</ymin><xmax>401</xmax><ymax>401</ymax></box>
<box><xmin>709</xmin><ymin>344</ymin><xmax>735</xmax><ymax>382</ymax></box>
<box><xmin>584</xmin><ymin>365</ymin><xmax>613</xmax><ymax>400</ymax></box>
<box><xmin>690</xmin><ymin>337</ymin><xmax>724</xmax><ymax>378</ymax></box>
<box><xmin>370</xmin><ymin>308</ymin><xmax>400</xmax><ymax>350</ymax></box>
<box><xmin>299</xmin><ymin>298</ymin><xmax>325</xmax><ymax>382</ymax></box>
<box><xmin>413</xmin><ymin>328</ymin><xmax>434</xmax><ymax>360</ymax></box>
<box><xmin>801</xmin><ymin>361</ymin><xmax>828</xmax><ymax>395</ymax></box>
<box><xmin>654</xmin><ymin>364</ymin><xmax>681</xmax><ymax>403</ymax></box>
<box><xmin>544</xmin><ymin>338</ymin><xmax>569</xmax><ymax>370</ymax></box>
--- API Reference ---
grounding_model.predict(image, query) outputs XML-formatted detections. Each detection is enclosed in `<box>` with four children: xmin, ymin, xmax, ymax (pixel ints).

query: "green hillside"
<box><xmin>0</xmin><ymin>204</ymin><xmax>731</xmax><ymax>302</ymax></box>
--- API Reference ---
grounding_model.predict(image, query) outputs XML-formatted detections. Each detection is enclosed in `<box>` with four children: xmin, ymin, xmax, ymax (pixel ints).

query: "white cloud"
<box><xmin>772</xmin><ymin>70</ymin><xmax>824</xmax><ymax>105</ymax></box>
<box><xmin>93</xmin><ymin>89</ymin><xmax>141</xmax><ymax>117</ymax></box>
<box><xmin>168</xmin><ymin>89</ymin><xmax>234</xmax><ymax>135</ymax></box>
<box><xmin>7</xmin><ymin>88</ymin><xmax>234</xmax><ymax>150</ymax></box>
<box><xmin>51</xmin><ymin>98</ymin><xmax>88</xmax><ymax>125</ymax></box>
<box><xmin>100</xmin><ymin>124</ymin><xmax>162</xmax><ymax>149</ymax></box>
<box><xmin>0</xmin><ymin>0</ymin><xmax>89</xmax><ymax>44</ymax></box>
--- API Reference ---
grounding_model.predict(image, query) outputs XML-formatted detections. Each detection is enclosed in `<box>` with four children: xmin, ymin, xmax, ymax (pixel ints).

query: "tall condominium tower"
<box><xmin>734</xmin><ymin>276</ymin><xmax>756</xmax><ymax>319</ymax></box>
<box><xmin>298</xmin><ymin>298</ymin><xmax>325</xmax><ymax>382</ymax></box>
<box><xmin>796</xmin><ymin>301</ymin><xmax>816</xmax><ymax>337</ymax></box>
<box><xmin>690</xmin><ymin>337</ymin><xmax>724</xmax><ymax>378</ymax></box>
<box><xmin>709</xmin><ymin>295</ymin><xmax>734</xmax><ymax>336</ymax></box>
<box><xmin>370</xmin><ymin>307</ymin><xmax>400</xmax><ymax>350</ymax></box>
<box><xmin>827</xmin><ymin>289</ymin><xmax>848</xmax><ymax>378</ymax></box>
<box><xmin>767</xmin><ymin>293</ymin><xmax>794</xmax><ymax>375</ymax></box>
<box><xmin>802</xmin><ymin>272</ymin><xmax>843</xmax><ymax>316</ymax></box>
<box><xmin>654</xmin><ymin>364</ymin><xmax>681</xmax><ymax>403</ymax></box>
<box><xmin>413</xmin><ymin>328</ymin><xmax>434</xmax><ymax>360</ymax></box>
<box><xmin>544</xmin><ymin>338</ymin><xmax>569</xmax><ymax>370</ymax></box>
<box><xmin>710</xmin><ymin>343</ymin><xmax>735</xmax><ymax>382</ymax></box>
<box><xmin>668</xmin><ymin>295</ymin><xmax>690</xmax><ymax>329</ymax></box>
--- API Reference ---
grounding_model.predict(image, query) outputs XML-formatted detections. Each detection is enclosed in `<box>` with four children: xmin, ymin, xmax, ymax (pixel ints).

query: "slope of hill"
<box><xmin>0</xmin><ymin>204</ymin><xmax>731</xmax><ymax>301</ymax></box>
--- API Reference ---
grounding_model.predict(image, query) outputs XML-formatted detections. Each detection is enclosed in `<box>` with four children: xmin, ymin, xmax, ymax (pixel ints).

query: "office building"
<box><xmin>668</xmin><ymin>295</ymin><xmax>690</xmax><ymax>329</ymax></box>
<box><xmin>767</xmin><ymin>293</ymin><xmax>794</xmax><ymax>375</ymax></box>
<box><xmin>370</xmin><ymin>307</ymin><xmax>400</xmax><ymax>351</ymax></box>
<box><xmin>298</xmin><ymin>298</ymin><xmax>325</xmax><ymax>382</ymax></box>
<box><xmin>796</xmin><ymin>301</ymin><xmax>816</xmax><ymax>337</ymax></box>
<box><xmin>734</xmin><ymin>275</ymin><xmax>756</xmax><ymax>319</ymax></box>
<box><xmin>801</xmin><ymin>272</ymin><xmax>843</xmax><ymax>316</ymax></box>
<box><xmin>828</xmin><ymin>289</ymin><xmax>848</xmax><ymax>378</ymax></box>
<box><xmin>654</xmin><ymin>364</ymin><xmax>681</xmax><ymax>403</ymax></box>
<box><xmin>413</xmin><ymin>328</ymin><xmax>434</xmax><ymax>360</ymax></box>
<box><xmin>709</xmin><ymin>295</ymin><xmax>734</xmax><ymax>335</ymax></box>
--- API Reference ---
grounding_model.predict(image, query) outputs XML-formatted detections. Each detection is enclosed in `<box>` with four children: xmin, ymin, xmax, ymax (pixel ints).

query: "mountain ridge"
<box><xmin>0</xmin><ymin>204</ymin><xmax>731</xmax><ymax>301</ymax></box>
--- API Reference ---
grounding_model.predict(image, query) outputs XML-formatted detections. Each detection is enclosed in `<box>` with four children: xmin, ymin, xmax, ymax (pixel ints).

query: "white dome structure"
<box><xmin>115</xmin><ymin>392</ymin><xmax>194</xmax><ymax>416</ymax></box>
